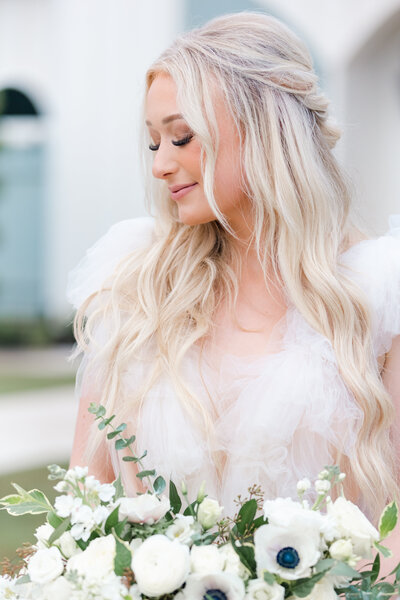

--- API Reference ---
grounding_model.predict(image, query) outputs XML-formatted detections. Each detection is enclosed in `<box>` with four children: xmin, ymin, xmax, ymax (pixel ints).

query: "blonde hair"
<box><xmin>74</xmin><ymin>12</ymin><xmax>398</xmax><ymax>519</ymax></box>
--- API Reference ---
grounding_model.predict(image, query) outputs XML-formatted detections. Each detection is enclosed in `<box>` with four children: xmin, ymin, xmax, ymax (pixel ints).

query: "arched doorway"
<box><xmin>0</xmin><ymin>87</ymin><xmax>46</xmax><ymax>318</ymax></box>
<box><xmin>345</xmin><ymin>9</ymin><xmax>400</xmax><ymax>234</ymax></box>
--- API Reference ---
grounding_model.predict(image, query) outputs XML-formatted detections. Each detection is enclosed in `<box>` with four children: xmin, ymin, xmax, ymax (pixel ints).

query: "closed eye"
<box><xmin>148</xmin><ymin>134</ymin><xmax>194</xmax><ymax>152</ymax></box>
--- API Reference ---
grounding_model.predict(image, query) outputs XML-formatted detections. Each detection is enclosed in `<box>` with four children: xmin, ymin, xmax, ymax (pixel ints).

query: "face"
<box><xmin>145</xmin><ymin>73</ymin><xmax>252</xmax><ymax>232</ymax></box>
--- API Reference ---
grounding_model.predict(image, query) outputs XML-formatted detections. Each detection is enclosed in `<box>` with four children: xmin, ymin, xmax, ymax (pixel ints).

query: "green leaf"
<box><xmin>88</xmin><ymin>402</ymin><xmax>100</xmax><ymax>414</ymax></box>
<box><xmin>262</xmin><ymin>570</ymin><xmax>276</xmax><ymax>585</ymax></box>
<box><xmin>379</xmin><ymin>501</ymin><xmax>398</xmax><ymax>539</ymax></box>
<box><xmin>15</xmin><ymin>574</ymin><xmax>30</xmax><ymax>585</ymax></box>
<box><xmin>253</xmin><ymin>515</ymin><xmax>268</xmax><ymax>529</ymax></box>
<box><xmin>136</xmin><ymin>470</ymin><xmax>156</xmax><ymax>479</ymax></box>
<box><xmin>98</xmin><ymin>421</ymin><xmax>107</xmax><ymax>430</ymax></box>
<box><xmin>291</xmin><ymin>570</ymin><xmax>328</xmax><ymax>598</ymax></box>
<box><xmin>105</xmin><ymin>506</ymin><xmax>120</xmax><ymax>535</ymax></box>
<box><xmin>125</xmin><ymin>435</ymin><xmax>136</xmax><ymax>445</ymax></box>
<box><xmin>107</xmin><ymin>431</ymin><xmax>119</xmax><ymax>440</ymax></box>
<box><xmin>0</xmin><ymin>485</ymin><xmax>52</xmax><ymax>516</ymax></box>
<box><xmin>115</xmin><ymin>423</ymin><xmax>127</xmax><ymax>434</ymax></box>
<box><xmin>114</xmin><ymin>517</ymin><xmax>129</xmax><ymax>539</ymax></box>
<box><xmin>154</xmin><ymin>476</ymin><xmax>166</xmax><ymax>495</ymax></box>
<box><xmin>47</xmin><ymin>511</ymin><xmax>63</xmax><ymax>529</ymax></box>
<box><xmin>236</xmin><ymin>499</ymin><xmax>257</xmax><ymax>535</ymax></box>
<box><xmin>314</xmin><ymin>558</ymin><xmax>334</xmax><ymax>574</ymax></box>
<box><xmin>113</xmin><ymin>535</ymin><xmax>132</xmax><ymax>576</ymax></box>
<box><xmin>371</xmin><ymin>552</ymin><xmax>380</xmax><ymax>585</ymax></box>
<box><xmin>115</xmin><ymin>439</ymin><xmax>128</xmax><ymax>450</ymax></box>
<box><xmin>229</xmin><ymin>535</ymin><xmax>256</xmax><ymax>576</ymax></box>
<box><xmin>374</xmin><ymin>541</ymin><xmax>392</xmax><ymax>558</ymax></box>
<box><xmin>122</xmin><ymin>456</ymin><xmax>138</xmax><ymax>462</ymax></box>
<box><xmin>113</xmin><ymin>475</ymin><xmax>125</xmax><ymax>500</ymax></box>
<box><xmin>183</xmin><ymin>501</ymin><xmax>197</xmax><ymax>517</ymax></box>
<box><xmin>48</xmin><ymin>517</ymin><xmax>71</xmax><ymax>545</ymax></box>
<box><xmin>169</xmin><ymin>480</ymin><xmax>182</xmax><ymax>514</ymax></box>
<box><xmin>330</xmin><ymin>561</ymin><xmax>360</xmax><ymax>579</ymax></box>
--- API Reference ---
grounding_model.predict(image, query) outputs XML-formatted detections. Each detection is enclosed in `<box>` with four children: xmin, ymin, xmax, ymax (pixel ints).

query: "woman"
<box><xmin>68</xmin><ymin>12</ymin><xmax>400</xmax><ymax>562</ymax></box>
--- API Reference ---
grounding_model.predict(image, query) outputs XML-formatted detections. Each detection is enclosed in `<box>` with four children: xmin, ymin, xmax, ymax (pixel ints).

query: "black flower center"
<box><xmin>203</xmin><ymin>590</ymin><xmax>228</xmax><ymax>600</ymax></box>
<box><xmin>276</xmin><ymin>546</ymin><xmax>300</xmax><ymax>569</ymax></box>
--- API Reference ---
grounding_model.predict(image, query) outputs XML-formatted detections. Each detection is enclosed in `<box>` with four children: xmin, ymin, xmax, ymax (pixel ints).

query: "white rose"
<box><xmin>197</xmin><ymin>498</ymin><xmax>224</xmax><ymax>530</ymax></box>
<box><xmin>219</xmin><ymin>543</ymin><xmax>250</xmax><ymax>579</ymax></box>
<box><xmin>67</xmin><ymin>535</ymin><xmax>116</xmax><ymax>581</ymax></box>
<box><xmin>190</xmin><ymin>544</ymin><xmax>225</xmax><ymax>574</ymax></box>
<box><xmin>327</xmin><ymin>497</ymin><xmax>379</xmax><ymax>558</ymax></box>
<box><xmin>132</xmin><ymin>534</ymin><xmax>190</xmax><ymax>596</ymax></box>
<box><xmin>42</xmin><ymin>576</ymin><xmax>72</xmax><ymax>600</ymax></box>
<box><xmin>27</xmin><ymin>547</ymin><xmax>64</xmax><ymax>584</ymax></box>
<box><xmin>117</xmin><ymin>493</ymin><xmax>170</xmax><ymax>524</ymax></box>
<box><xmin>245</xmin><ymin>578</ymin><xmax>285</xmax><ymax>600</ymax></box>
<box><xmin>254</xmin><ymin>523</ymin><xmax>321</xmax><ymax>580</ymax></box>
<box><xmin>166</xmin><ymin>515</ymin><xmax>201</xmax><ymax>545</ymax></box>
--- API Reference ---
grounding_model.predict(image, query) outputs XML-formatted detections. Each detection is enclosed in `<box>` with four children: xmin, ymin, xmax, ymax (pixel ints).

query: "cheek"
<box><xmin>214</xmin><ymin>145</ymin><xmax>245</xmax><ymax>208</ymax></box>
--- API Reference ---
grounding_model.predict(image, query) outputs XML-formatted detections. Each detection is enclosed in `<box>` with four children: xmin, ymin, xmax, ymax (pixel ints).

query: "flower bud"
<box><xmin>196</xmin><ymin>481</ymin><xmax>206</xmax><ymax>504</ymax></box>
<box><xmin>315</xmin><ymin>479</ymin><xmax>331</xmax><ymax>495</ymax></box>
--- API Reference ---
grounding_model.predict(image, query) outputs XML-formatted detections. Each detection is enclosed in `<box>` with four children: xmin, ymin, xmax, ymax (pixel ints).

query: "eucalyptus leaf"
<box><xmin>136</xmin><ymin>470</ymin><xmax>156</xmax><ymax>479</ymax></box>
<box><xmin>115</xmin><ymin>439</ymin><xmax>128</xmax><ymax>451</ymax></box>
<box><xmin>153</xmin><ymin>476</ymin><xmax>166</xmax><ymax>495</ymax></box>
<box><xmin>291</xmin><ymin>570</ymin><xmax>328</xmax><ymax>598</ymax></box>
<box><xmin>114</xmin><ymin>423</ymin><xmax>127</xmax><ymax>434</ymax></box>
<box><xmin>122</xmin><ymin>456</ymin><xmax>138</xmax><ymax>462</ymax></box>
<box><xmin>262</xmin><ymin>570</ymin><xmax>275</xmax><ymax>585</ymax></box>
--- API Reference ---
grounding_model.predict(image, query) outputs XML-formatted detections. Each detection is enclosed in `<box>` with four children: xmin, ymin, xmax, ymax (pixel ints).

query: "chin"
<box><xmin>177</xmin><ymin>208</ymin><xmax>217</xmax><ymax>227</ymax></box>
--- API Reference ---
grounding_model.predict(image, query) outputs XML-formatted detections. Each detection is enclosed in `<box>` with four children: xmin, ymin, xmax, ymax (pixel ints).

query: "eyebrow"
<box><xmin>145</xmin><ymin>113</ymin><xmax>184</xmax><ymax>126</ymax></box>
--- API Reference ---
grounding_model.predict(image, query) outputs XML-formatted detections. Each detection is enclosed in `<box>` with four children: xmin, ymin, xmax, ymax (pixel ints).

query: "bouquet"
<box><xmin>0</xmin><ymin>403</ymin><xmax>399</xmax><ymax>600</ymax></box>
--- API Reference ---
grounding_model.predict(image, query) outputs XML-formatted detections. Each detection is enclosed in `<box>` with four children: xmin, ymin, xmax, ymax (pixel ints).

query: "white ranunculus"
<box><xmin>41</xmin><ymin>575</ymin><xmax>72</xmax><ymax>600</ymax></box>
<box><xmin>27</xmin><ymin>547</ymin><xmax>64</xmax><ymax>584</ymax></box>
<box><xmin>67</xmin><ymin>534</ymin><xmax>116</xmax><ymax>581</ymax></box>
<box><xmin>190</xmin><ymin>544</ymin><xmax>225</xmax><ymax>574</ymax></box>
<box><xmin>166</xmin><ymin>514</ymin><xmax>201</xmax><ymax>545</ymax></box>
<box><xmin>254</xmin><ymin>523</ymin><xmax>321</xmax><ymax>580</ymax></box>
<box><xmin>197</xmin><ymin>498</ymin><xmax>224</xmax><ymax>530</ymax></box>
<box><xmin>245</xmin><ymin>578</ymin><xmax>285</xmax><ymax>600</ymax></box>
<box><xmin>180</xmin><ymin>572</ymin><xmax>245</xmax><ymax>599</ymax></box>
<box><xmin>57</xmin><ymin>531</ymin><xmax>79</xmax><ymax>559</ymax></box>
<box><xmin>117</xmin><ymin>493</ymin><xmax>170</xmax><ymax>524</ymax></box>
<box><xmin>329</xmin><ymin>539</ymin><xmax>357</xmax><ymax>564</ymax></box>
<box><xmin>132</xmin><ymin>534</ymin><xmax>190</xmax><ymax>596</ymax></box>
<box><xmin>327</xmin><ymin>497</ymin><xmax>379</xmax><ymax>558</ymax></box>
<box><xmin>219</xmin><ymin>543</ymin><xmax>250</xmax><ymax>579</ymax></box>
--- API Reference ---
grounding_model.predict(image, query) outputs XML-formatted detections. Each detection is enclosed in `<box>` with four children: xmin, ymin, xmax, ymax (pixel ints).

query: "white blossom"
<box><xmin>327</xmin><ymin>497</ymin><xmax>379</xmax><ymax>558</ymax></box>
<box><xmin>315</xmin><ymin>480</ymin><xmax>331</xmax><ymax>495</ymax></box>
<box><xmin>131</xmin><ymin>534</ymin><xmax>189</xmax><ymax>597</ymax></box>
<box><xmin>27</xmin><ymin>547</ymin><xmax>64</xmax><ymax>584</ymax></box>
<box><xmin>190</xmin><ymin>544</ymin><xmax>225</xmax><ymax>574</ymax></box>
<box><xmin>98</xmin><ymin>483</ymin><xmax>116</xmax><ymax>503</ymax></box>
<box><xmin>165</xmin><ymin>514</ymin><xmax>201</xmax><ymax>545</ymax></box>
<box><xmin>179</xmin><ymin>572</ymin><xmax>245</xmax><ymax>599</ymax></box>
<box><xmin>67</xmin><ymin>535</ymin><xmax>117</xmax><ymax>582</ymax></box>
<box><xmin>117</xmin><ymin>493</ymin><xmax>170</xmax><ymax>524</ymax></box>
<box><xmin>197</xmin><ymin>498</ymin><xmax>224</xmax><ymax>530</ymax></box>
<box><xmin>245</xmin><ymin>578</ymin><xmax>285</xmax><ymax>600</ymax></box>
<box><xmin>55</xmin><ymin>495</ymin><xmax>82</xmax><ymax>518</ymax></box>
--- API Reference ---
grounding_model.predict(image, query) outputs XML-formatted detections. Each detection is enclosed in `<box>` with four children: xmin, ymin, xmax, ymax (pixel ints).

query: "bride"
<box><xmin>67</xmin><ymin>12</ymin><xmax>400</xmax><ymax>564</ymax></box>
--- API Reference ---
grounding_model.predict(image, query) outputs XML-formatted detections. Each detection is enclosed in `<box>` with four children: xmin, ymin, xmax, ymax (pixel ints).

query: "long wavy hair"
<box><xmin>73</xmin><ymin>11</ymin><xmax>398</xmax><ymax>519</ymax></box>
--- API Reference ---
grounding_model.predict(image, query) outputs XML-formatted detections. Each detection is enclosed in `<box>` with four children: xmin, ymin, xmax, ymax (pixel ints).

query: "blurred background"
<box><xmin>0</xmin><ymin>0</ymin><xmax>399</xmax><ymax>558</ymax></box>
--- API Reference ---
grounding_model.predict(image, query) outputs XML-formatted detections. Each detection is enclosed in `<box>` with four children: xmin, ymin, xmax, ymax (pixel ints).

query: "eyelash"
<box><xmin>148</xmin><ymin>134</ymin><xmax>193</xmax><ymax>152</ymax></box>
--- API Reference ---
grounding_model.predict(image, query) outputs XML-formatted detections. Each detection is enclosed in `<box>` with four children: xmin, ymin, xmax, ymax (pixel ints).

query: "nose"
<box><xmin>151</xmin><ymin>142</ymin><xmax>178</xmax><ymax>180</ymax></box>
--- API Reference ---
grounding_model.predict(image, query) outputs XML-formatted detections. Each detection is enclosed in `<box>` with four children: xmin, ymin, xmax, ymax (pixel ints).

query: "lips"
<box><xmin>168</xmin><ymin>182</ymin><xmax>198</xmax><ymax>201</ymax></box>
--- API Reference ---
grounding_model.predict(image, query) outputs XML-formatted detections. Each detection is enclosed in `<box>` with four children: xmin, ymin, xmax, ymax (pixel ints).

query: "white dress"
<box><xmin>67</xmin><ymin>215</ymin><xmax>400</xmax><ymax>517</ymax></box>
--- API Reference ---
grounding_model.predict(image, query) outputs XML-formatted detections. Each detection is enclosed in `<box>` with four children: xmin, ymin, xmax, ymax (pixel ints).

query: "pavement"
<box><xmin>0</xmin><ymin>345</ymin><xmax>79</xmax><ymax>474</ymax></box>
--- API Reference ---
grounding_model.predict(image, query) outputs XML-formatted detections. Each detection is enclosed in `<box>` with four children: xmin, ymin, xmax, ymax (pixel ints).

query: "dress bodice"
<box><xmin>67</xmin><ymin>215</ymin><xmax>400</xmax><ymax>517</ymax></box>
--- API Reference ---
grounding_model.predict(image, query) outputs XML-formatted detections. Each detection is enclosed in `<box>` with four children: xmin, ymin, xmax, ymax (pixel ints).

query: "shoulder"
<box><xmin>340</xmin><ymin>215</ymin><xmax>400</xmax><ymax>356</ymax></box>
<box><xmin>66</xmin><ymin>217</ymin><xmax>156</xmax><ymax>310</ymax></box>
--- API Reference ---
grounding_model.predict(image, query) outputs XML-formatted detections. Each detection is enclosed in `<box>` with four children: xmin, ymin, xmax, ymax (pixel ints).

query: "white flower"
<box><xmin>93</xmin><ymin>504</ymin><xmax>111</xmax><ymax>525</ymax></box>
<box><xmin>219</xmin><ymin>543</ymin><xmax>250</xmax><ymax>579</ymax></box>
<box><xmin>296</xmin><ymin>478</ymin><xmax>311</xmax><ymax>494</ymax></box>
<box><xmin>130</xmin><ymin>538</ymin><xmax>143</xmax><ymax>554</ymax></box>
<box><xmin>57</xmin><ymin>531</ymin><xmax>79</xmax><ymax>559</ymax></box>
<box><xmin>70</xmin><ymin>504</ymin><xmax>96</xmax><ymax>541</ymax></box>
<box><xmin>67</xmin><ymin>535</ymin><xmax>117</xmax><ymax>582</ymax></box>
<box><xmin>190</xmin><ymin>544</ymin><xmax>225</xmax><ymax>574</ymax></box>
<box><xmin>27</xmin><ymin>547</ymin><xmax>64</xmax><ymax>584</ymax></box>
<box><xmin>41</xmin><ymin>576</ymin><xmax>72</xmax><ymax>600</ymax></box>
<box><xmin>318</xmin><ymin>469</ymin><xmax>330</xmax><ymax>480</ymax></box>
<box><xmin>0</xmin><ymin>575</ymin><xmax>17</xmax><ymax>598</ymax></box>
<box><xmin>128</xmin><ymin>583</ymin><xmax>142</xmax><ymax>600</ymax></box>
<box><xmin>197</xmin><ymin>497</ymin><xmax>224</xmax><ymax>530</ymax></box>
<box><xmin>98</xmin><ymin>483</ymin><xmax>116</xmax><ymax>503</ymax></box>
<box><xmin>34</xmin><ymin>523</ymin><xmax>54</xmax><ymax>548</ymax></box>
<box><xmin>315</xmin><ymin>480</ymin><xmax>331</xmax><ymax>495</ymax></box>
<box><xmin>65</xmin><ymin>466</ymin><xmax>88</xmax><ymax>481</ymax></box>
<box><xmin>55</xmin><ymin>495</ymin><xmax>82</xmax><ymax>518</ymax></box>
<box><xmin>131</xmin><ymin>534</ymin><xmax>190</xmax><ymax>596</ymax></box>
<box><xmin>166</xmin><ymin>514</ymin><xmax>201</xmax><ymax>545</ymax></box>
<box><xmin>327</xmin><ymin>497</ymin><xmax>379</xmax><ymax>558</ymax></box>
<box><xmin>329</xmin><ymin>538</ymin><xmax>358</xmax><ymax>565</ymax></box>
<box><xmin>179</xmin><ymin>572</ymin><xmax>245</xmax><ymax>599</ymax></box>
<box><xmin>245</xmin><ymin>578</ymin><xmax>285</xmax><ymax>600</ymax></box>
<box><xmin>54</xmin><ymin>480</ymin><xmax>69</xmax><ymax>493</ymax></box>
<box><xmin>84</xmin><ymin>475</ymin><xmax>101</xmax><ymax>491</ymax></box>
<box><xmin>302</xmin><ymin>576</ymin><xmax>339</xmax><ymax>600</ymax></box>
<box><xmin>254</xmin><ymin>523</ymin><xmax>321</xmax><ymax>580</ymax></box>
<box><xmin>117</xmin><ymin>493</ymin><xmax>170</xmax><ymax>524</ymax></box>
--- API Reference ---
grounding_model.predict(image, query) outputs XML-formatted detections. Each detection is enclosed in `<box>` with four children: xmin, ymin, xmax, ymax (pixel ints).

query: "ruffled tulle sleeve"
<box><xmin>340</xmin><ymin>214</ymin><xmax>400</xmax><ymax>357</ymax></box>
<box><xmin>66</xmin><ymin>217</ymin><xmax>155</xmax><ymax>311</ymax></box>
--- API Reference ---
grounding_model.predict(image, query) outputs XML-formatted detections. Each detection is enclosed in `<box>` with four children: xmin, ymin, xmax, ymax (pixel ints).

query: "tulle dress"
<box><xmin>67</xmin><ymin>215</ymin><xmax>400</xmax><ymax>517</ymax></box>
